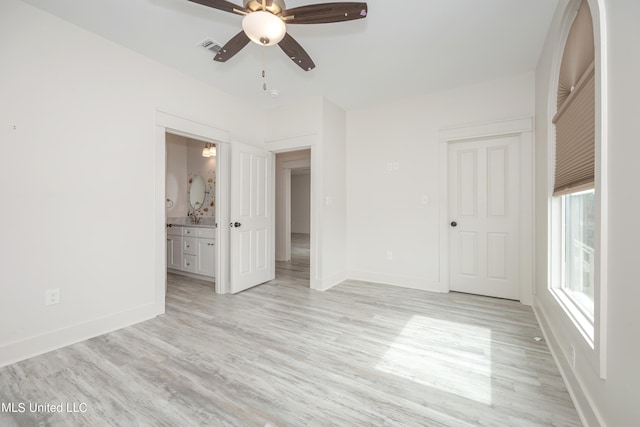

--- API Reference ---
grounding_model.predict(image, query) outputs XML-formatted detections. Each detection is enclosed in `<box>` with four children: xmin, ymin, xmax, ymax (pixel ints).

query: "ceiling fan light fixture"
<box><xmin>242</xmin><ymin>11</ymin><xmax>286</xmax><ymax>46</ymax></box>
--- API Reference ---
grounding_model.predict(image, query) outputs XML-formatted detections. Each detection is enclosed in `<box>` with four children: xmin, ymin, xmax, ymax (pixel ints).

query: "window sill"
<box><xmin>551</xmin><ymin>288</ymin><xmax>595</xmax><ymax>348</ymax></box>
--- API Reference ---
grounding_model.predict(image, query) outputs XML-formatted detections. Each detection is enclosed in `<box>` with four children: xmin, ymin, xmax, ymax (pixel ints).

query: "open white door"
<box><xmin>230</xmin><ymin>142</ymin><xmax>275</xmax><ymax>293</ymax></box>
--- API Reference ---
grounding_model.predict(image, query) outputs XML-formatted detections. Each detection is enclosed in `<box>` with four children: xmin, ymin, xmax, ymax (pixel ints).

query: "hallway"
<box><xmin>275</xmin><ymin>233</ymin><xmax>310</xmax><ymax>287</ymax></box>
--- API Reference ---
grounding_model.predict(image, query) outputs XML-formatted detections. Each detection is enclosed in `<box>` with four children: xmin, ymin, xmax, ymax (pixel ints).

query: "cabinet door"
<box><xmin>196</xmin><ymin>239</ymin><xmax>216</xmax><ymax>277</ymax></box>
<box><xmin>167</xmin><ymin>236</ymin><xmax>183</xmax><ymax>270</ymax></box>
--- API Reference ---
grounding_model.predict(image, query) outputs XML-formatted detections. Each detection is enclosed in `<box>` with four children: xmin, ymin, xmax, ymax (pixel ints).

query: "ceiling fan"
<box><xmin>188</xmin><ymin>0</ymin><xmax>368</xmax><ymax>71</ymax></box>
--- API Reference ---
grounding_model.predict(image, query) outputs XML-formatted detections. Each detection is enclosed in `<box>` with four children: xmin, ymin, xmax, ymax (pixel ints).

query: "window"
<box><xmin>550</xmin><ymin>0</ymin><xmax>597</xmax><ymax>344</ymax></box>
<box><xmin>562</xmin><ymin>189</ymin><xmax>595</xmax><ymax>320</ymax></box>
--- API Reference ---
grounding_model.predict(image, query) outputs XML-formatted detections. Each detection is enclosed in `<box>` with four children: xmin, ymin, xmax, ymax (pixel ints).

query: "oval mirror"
<box><xmin>189</xmin><ymin>175</ymin><xmax>206</xmax><ymax>210</ymax></box>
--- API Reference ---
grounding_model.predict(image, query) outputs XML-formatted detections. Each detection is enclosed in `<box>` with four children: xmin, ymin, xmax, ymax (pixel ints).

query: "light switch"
<box><xmin>325</xmin><ymin>196</ymin><xmax>333</xmax><ymax>206</ymax></box>
<box><xmin>421</xmin><ymin>195</ymin><xmax>429</xmax><ymax>205</ymax></box>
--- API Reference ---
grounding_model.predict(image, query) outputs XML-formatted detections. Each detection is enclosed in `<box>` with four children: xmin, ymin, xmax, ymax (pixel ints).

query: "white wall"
<box><xmin>166</xmin><ymin>134</ymin><xmax>188</xmax><ymax>217</ymax></box>
<box><xmin>265</xmin><ymin>97</ymin><xmax>321</xmax><ymax>143</ymax></box>
<box><xmin>0</xmin><ymin>0</ymin><xmax>264</xmax><ymax>367</ymax></box>
<box><xmin>534</xmin><ymin>0</ymin><xmax>640</xmax><ymax>425</ymax></box>
<box><xmin>319</xmin><ymin>100</ymin><xmax>347</xmax><ymax>287</ymax></box>
<box><xmin>291</xmin><ymin>174</ymin><xmax>310</xmax><ymax>234</ymax></box>
<box><xmin>346</xmin><ymin>73</ymin><xmax>535</xmax><ymax>291</ymax></box>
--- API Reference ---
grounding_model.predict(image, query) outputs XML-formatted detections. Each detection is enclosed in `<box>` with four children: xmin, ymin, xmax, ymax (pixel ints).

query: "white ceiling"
<box><xmin>22</xmin><ymin>0</ymin><xmax>559</xmax><ymax>110</ymax></box>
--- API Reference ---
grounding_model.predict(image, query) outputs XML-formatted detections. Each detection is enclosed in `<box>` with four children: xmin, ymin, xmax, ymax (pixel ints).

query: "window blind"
<box><xmin>553</xmin><ymin>0</ymin><xmax>595</xmax><ymax>196</ymax></box>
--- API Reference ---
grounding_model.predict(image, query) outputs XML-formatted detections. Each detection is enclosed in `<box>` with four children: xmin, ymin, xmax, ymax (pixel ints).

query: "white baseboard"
<box><xmin>0</xmin><ymin>303</ymin><xmax>162</xmax><ymax>368</ymax></box>
<box><xmin>533</xmin><ymin>305</ymin><xmax>605</xmax><ymax>427</ymax></box>
<box><xmin>346</xmin><ymin>270</ymin><xmax>445</xmax><ymax>293</ymax></box>
<box><xmin>315</xmin><ymin>271</ymin><xmax>347</xmax><ymax>292</ymax></box>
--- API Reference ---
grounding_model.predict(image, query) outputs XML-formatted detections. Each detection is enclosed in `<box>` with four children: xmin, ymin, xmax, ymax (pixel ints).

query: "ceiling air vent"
<box><xmin>197</xmin><ymin>38</ymin><xmax>222</xmax><ymax>55</ymax></box>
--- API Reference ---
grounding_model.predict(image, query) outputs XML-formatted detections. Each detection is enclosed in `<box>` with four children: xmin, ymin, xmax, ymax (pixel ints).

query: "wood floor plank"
<box><xmin>0</xmin><ymin>234</ymin><xmax>581</xmax><ymax>426</ymax></box>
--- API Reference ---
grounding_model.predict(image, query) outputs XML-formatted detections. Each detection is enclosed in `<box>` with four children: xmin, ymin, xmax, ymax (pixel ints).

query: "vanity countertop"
<box><xmin>166</xmin><ymin>217</ymin><xmax>216</xmax><ymax>229</ymax></box>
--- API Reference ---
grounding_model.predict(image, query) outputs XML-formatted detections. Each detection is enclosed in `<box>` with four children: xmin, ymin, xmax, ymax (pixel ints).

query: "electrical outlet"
<box><xmin>392</xmin><ymin>162</ymin><xmax>399</xmax><ymax>170</ymax></box>
<box><xmin>45</xmin><ymin>288</ymin><xmax>60</xmax><ymax>306</ymax></box>
<box><xmin>386</xmin><ymin>250</ymin><xmax>393</xmax><ymax>261</ymax></box>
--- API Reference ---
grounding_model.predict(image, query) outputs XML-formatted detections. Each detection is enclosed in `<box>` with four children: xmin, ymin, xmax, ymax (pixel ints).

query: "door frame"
<box><xmin>266</xmin><ymin>133</ymin><xmax>321</xmax><ymax>290</ymax></box>
<box><xmin>438</xmin><ymin>117</ymin><xmax>534</xmax><ymax>305</ymax></box>
<box><xmin>156</xmin><ymin>111</ymin><xmax>231</xmax><ymax>307</ymax></box>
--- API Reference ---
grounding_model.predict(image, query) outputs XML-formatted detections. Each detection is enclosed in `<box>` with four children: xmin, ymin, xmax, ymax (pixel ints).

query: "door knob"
<box><xmin>450</xmin><ymin>221</ymin><xmax>458</xmax><ymax>227</ymax></box>
<box><xmin>234</xmin><ymin>222</ymin><xmax>242</xmax><ymax>228</ymax></box>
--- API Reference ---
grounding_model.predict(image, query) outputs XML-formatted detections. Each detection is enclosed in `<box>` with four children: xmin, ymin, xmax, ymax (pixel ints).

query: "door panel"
<box><xmin>487</xmin><ymin>232</ymin><xmax>508</xmax><ymax>280</ymax></box>
<box><xmin>458</xmin><ymin>232</ymin><xmax>478</xmax><ymax>277</ymax></box>
<box><xmin>487</xmin><ymin>147</ymin><xmax>507</xmax><ymax>217</ymax></box>
<box><xmin>230</xmin><ymin>143</ymin><xmax>275</xmax><ymax>294</ymax></box>
<box><xmin>256</xmin><ymin>155</ymin><xmax>268</xmax><ymax>217</ymax></box>
<box><xmin>458</xmin><ymin>149</ymin><xmax>478</xmax><ymax>217</ymax></box>
<box><xmin>256</xmin><ymin>228</ymin><xmax>268</xmax><ymax>270</ymax></box>
<box><xmin>449</xmin><ymin>136</ymin><xmax>520</xmax><ymax>300</ymax></box>
<box><xmin>239</xmin><ymin>230</ymin><xmax>251</xmax><ymax>274</ymax></box>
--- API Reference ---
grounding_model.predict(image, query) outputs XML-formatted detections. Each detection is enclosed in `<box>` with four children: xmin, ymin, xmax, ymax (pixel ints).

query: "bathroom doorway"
<box><xmin>165</xmin><ymin>132</ymin><xmax>218</xmax><ymax>291</ymax></box>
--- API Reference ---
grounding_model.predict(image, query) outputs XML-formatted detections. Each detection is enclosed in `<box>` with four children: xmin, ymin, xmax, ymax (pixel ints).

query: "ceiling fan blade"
<box><xmin>281</xmin><ymin>2</ymin><xmax>368</xmax><ymax>24</ymax></box>
<box><xmin>278</xmin><ymin>33</ymin><xmax>316</xmax><ymax>71</ymax></box>
<box><xmin>188</xmin><ymin>0</ymin><xmax>249</xmax><ymax>16</ymax></box>
<box><xmin>214</xmin><ymin>31</ymin><xmax>251</xmax><ymax>62</ymax></box>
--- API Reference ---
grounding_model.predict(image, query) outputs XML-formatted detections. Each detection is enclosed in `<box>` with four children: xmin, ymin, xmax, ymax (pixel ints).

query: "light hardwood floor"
<box><xmin>0</xmin><ymin>234</ymin><xmax>581</xmax><ymax>426</ymax></box>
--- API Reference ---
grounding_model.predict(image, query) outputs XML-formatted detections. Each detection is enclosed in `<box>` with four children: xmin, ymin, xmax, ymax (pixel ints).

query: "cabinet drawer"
<box><xmin>183</xmin><ymin>237</ymin><xmax>197</xmax><ymax>255</ymax></box>
<box><xmin>196</xmin><ymin>227</ymin><xmax>215</xmax><ymax>239</ymax></box>
<box><xmin>183</xmin><ymin>254</ymin><xmax>197</xmax><ymax>273</ymax></box>
<box><xmin>182</xmin><ymin>226</ymin><xmax>215</xmax><ymax>239</ymax></box>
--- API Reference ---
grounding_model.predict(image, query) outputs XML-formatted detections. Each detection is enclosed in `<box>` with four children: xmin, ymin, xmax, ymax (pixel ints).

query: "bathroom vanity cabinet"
<box><xmin>167</xmin><ymin>225</ymin><xmax>216</xmax><ymax>281</ymax></box>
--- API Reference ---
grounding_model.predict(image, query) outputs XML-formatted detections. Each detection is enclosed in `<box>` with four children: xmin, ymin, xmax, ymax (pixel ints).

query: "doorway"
<box><xmin>275</xmin><ymin>149</ymin><xmax>311</xmax><ymax>286</ymax></box>
<box><xmin>438</xmin><ymin>118</ymin><xmax>534</xmax><ymax>304</ymax></box>
<box><xmin>165</xmin><ymin>132</ymin><xmax>218</xmax><ymax>291</ymax></box>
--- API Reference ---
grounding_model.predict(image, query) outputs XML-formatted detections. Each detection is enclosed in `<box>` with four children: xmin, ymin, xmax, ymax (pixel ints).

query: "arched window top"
<box><xmin>553</xmin><ymin>0</ymin><xmax>596</xmax><ymax>195</ymax></box>
<box><xmin>557</xmin><ymin>0</ymin><xmax>594</xmax><ymax>109</ymax></box>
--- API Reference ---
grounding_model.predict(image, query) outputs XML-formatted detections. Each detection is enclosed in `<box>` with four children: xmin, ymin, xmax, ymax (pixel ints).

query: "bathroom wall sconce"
<box><xmin>202</xmin><ymin>143</ymin><xmax>216</xmax><ymax>158</ymax></box>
